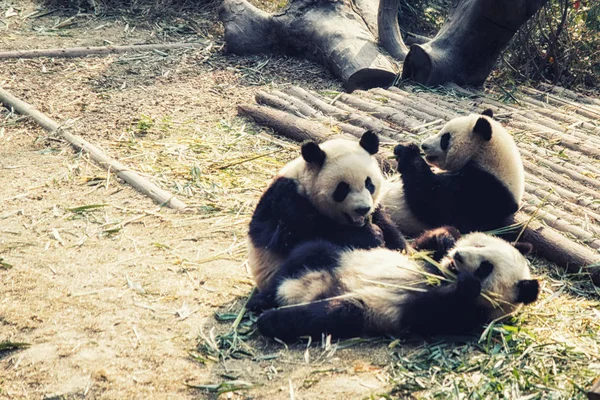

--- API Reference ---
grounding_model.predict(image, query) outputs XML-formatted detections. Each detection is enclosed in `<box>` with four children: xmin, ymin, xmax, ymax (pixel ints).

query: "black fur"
<box><xmin>516</xmin><ymin>279</ymin><xmax>540</xmax><ymax>304</ymax></box>
<box><xmin>359</xmin><ymin>130</ymin><xmax>379</xmax><ymax>155</ymax></box>
<box><xmin>394</xmin><ymin>143</ymin><xmax>518</xmax><ymax>233</ymax></box>
<box><xmin>301</xmin><ymin>141</ymin><xmax>326</xmax><ymax>166</ymax></box>
<box><xmin>473</xmin><ymin>117</ymin><xmax>492</xmax><ymax>141</ymax></box>
<box><xmin>258</xmin><ymin>299</ymin><xmax>366</xmax><ymax>342</ymax></box>
<box><xmin>400</xmin><ymin>271</ymin><xmax>488</xmax><ymax>336</ymax></box>
<box><xmin>514</xmin><ymin>242</ymin><xmax>533</xmax><ymax>255</ymax></box>
<box><xmin>371</xmin><ymin>206</ymin><xmax>409</xmax><ymax>251</ymax></box>
<box><xmin>248</xmin><ymin>177</ymin><xmax>407</xmax><ymax>260</ymax></box>
<box><xmin>412</xmin><ymin>226</ymin><xmax>461</xmax><ymax>262</ymax></box>
<box><xmin>482</xmin><ymin>108</ymin><xmax>494</xmax><ymax>118</ymax></box>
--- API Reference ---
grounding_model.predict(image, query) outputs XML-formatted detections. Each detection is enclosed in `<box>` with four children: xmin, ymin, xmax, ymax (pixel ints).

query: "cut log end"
<box><xmin>346</xmin><ymin>69</ymin><xmax>397</xmax><ymax>92</ymax></box>
<box><xmin>401</xmin><ymin>44</ymin><xmax>434</xmax><ymax>85</ymax></box>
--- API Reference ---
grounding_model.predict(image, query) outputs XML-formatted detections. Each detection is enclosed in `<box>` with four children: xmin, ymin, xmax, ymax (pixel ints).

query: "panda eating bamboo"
<box><xmin>247</xmin><ymin>131</ymin><xmax>408</xmax><ymax>291</ymax></box>
<box><xmin>383</xmin><ymin>109</ymin><xmax>525</xmax><ymax>236</ymax></box>
<box><xmin>248</xmin><ymin>227</ymin><xmax>539</xmax><ymax>341</ymax></box>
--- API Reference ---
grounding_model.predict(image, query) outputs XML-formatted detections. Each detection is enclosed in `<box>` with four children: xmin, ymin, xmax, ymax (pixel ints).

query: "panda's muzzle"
<box><xmin>344</xmin><ymin>208</ymin><xmax>370</xmax><ymax>226</ymax></box>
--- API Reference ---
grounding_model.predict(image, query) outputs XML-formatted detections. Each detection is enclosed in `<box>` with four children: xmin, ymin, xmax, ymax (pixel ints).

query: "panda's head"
<box><xmin>442</xmin><ymin>232</ymin><xmax>539</xmax><ymax>316</ymax></box>
<box><xmin>285</xmin><ymin>131</ymin><xmax>383</xmax><ymax>226</ymax></box>
<box><xmin>420</xmin><ymin>109</ymin><xmax>495</xmax><ymax>171</ymax></box>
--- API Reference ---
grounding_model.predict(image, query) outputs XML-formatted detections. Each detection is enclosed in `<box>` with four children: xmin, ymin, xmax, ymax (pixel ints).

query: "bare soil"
<box><xmin>0</xmin><ymin>1</ymin><xmax>394</xmax><ymax>398</ymax></box>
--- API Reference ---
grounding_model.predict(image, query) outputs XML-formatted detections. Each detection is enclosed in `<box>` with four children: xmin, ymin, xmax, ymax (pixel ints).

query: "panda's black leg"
<box><xmin>371</xmin><ymin>206</ymin><xmax>409</xmax><ymax>251</ymax></box>
<box><xmin>249</xmin><ymin>240</ymin><xmax>344</xmax><ymax>314</ymax></box>
<box><xmin>257</xmin><ymin>299</ymin><xmax>366</xmax><ymax>341</ymax></box>
<box><xmin>412</xmin><ymin>226</ymin><xmax>461</xmax><ymax>261</ymax></box>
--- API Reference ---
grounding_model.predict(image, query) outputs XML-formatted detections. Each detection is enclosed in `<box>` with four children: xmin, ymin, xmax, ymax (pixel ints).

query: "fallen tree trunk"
<box><xmin>219</xmin><ymin>0</ymin><xmax>398</xmax><ymax>91</ymax></box>
<box><xmin>0</xmin><ymin>86</ymin><xmax>187</xmax><ymax>210</ymax></box>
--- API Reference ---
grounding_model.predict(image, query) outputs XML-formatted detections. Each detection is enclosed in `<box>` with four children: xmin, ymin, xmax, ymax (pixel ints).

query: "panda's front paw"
<box><xmin>393</xmin><ymin>143</ymin><xmax>421</xmax><ymax>173</ymax></box>
<box><xmin>455</xmin><ymin>272</ymin><xmax>481</xmax><ymax>301</ymax></box>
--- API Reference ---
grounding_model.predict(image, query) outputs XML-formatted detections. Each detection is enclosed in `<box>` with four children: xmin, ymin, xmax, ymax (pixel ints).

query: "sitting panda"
<box><xmin>248</xmin><ymin>131</ymin><xmax>408</xmax><ymax>290</ymax></box>
<box><xmin>383</xmin><ymin>109</ymin><xmax>525</xmax><ymax>236</ymax></box>
<box><xmin>249</xmin><ymin>228</ymin><xmax>539</xmax><ymax>341</ymax></box>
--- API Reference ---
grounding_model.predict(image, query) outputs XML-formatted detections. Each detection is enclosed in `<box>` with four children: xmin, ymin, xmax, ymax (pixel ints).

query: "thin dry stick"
<box><xmin>0</xmin><ymin>86</ymin><xmax>187</xmax><ymax>210</ymax></box>
<box><xmin>0</xmin><ymin>42</ymin><xmax>205</xmax><ymax>59</ymax></box>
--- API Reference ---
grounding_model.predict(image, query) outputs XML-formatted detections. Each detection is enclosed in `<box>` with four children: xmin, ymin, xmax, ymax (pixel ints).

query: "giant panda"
<box><xmin>383</xmin><ymin>109</ymin><xmax>525</xmax><ymax>236</ymax></box>
<box><xmin>248</xmin><ymin>228</ymin><xmax>539</xmax><ymax>341</ymax></box>
<box><xmin>248</xmin><ymin>131</ymin><xmax>408</xmax><ymax>290</ymax></box>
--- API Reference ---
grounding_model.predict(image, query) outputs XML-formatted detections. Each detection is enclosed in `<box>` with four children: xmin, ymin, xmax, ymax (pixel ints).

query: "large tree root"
<box><xmin>219</xmin><ymin>0</ymin><xmax>397</xmax><ymax>91</ymax></box>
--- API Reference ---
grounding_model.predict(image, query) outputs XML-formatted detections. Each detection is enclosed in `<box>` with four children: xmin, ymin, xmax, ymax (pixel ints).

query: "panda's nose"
<box><xmin>354</xmin><ymin>207</ymin><xmax>371</xmax><ymax>216</ymax></box>
<box><xmin>421</xmin><ymin>143</ymin><xmax>431</xmax><ymax>151</ymax></box>
<box><xmin>454</xmin><ymin>251</ymin><xmax>463</xmax><ymax>263</ymax></box>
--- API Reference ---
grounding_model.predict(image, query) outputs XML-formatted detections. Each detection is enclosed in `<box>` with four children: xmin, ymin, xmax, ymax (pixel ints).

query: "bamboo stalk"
<box><xmin>0</xmin><ymin>86</ymin><xmax>187</xmax><ymax>210</ymax></box>
<box><xmin>0</xmin><ymin>42</ymin><xmax>204</xmax><ymax>59</ymax></box>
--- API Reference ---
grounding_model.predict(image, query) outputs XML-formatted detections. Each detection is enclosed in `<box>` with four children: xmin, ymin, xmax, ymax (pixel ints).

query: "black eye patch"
<box><xmin>474</xmin><ymin>261</ymin><xmax>494</xmax><ymax>280</ymax></box>
<box><xmin>365</xmin><ymin>177</ymin><xmax>375</xmax><ymax>194</ymax></box>
<box><xmin>440</xmin><ymin>132</ymin><xmax>451</xmax><ymax>151</ymax></box>
<box><xmin>333</xmin><ymin>182</ymin><xmax>351</xmax><ymax>202</ymax></box>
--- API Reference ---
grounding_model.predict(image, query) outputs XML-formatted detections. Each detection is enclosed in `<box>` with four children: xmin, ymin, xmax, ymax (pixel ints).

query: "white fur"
<box><xmin>247</xmin><ymin>241</ymin><xmax>285</xmax><ymax>291</ymax></box>
<box><xmin>441</xmin><ymin>232</ymin><xmax>532</xmax><ymax>318</ymax></box>
<box><xmin>279</xmin><ymin>139</ymin><xmax>384</xmax><ymax>226</ymax></box>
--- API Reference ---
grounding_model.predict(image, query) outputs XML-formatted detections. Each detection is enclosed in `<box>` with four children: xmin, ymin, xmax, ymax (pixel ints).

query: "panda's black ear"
<box><xmin>482</xmin><ymin>108</ymin><xmax>494</xmax><ymax>118</ymax></box>
<box><xmin>301</xmin><ymin>141</ymin><xmax>326</xmax><ymax>167</ymax></box>
<box><xmin>516</xmin><ymin>279</ymin><xmax>539</xmax><ymax>304</ymax></box>
<box><xmin>473</xmin><ymin>117</ymin><xmax>492</xmax><ymax>141</ymax></box>
<box><xmin>359</xmin><ymin>130</ymin><xmax>379</xmax><ymax>155</ymax></box>
<box><xmin>514</xmin><ymin>242</ymin><xmax>533</xmax><ymax>256</ymax></box>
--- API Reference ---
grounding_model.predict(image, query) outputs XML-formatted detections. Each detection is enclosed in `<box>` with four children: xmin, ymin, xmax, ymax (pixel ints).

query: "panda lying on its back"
<box><xmin>248</xmin><ymin>131</ymin><xmax>408</xmax><ymax>290</ymax></box>
<box><xmin>249</xmin><ymin>228</ymin><xmax>539</xmax><ymax>341</ymax></box>
<box><xmin>383</xmin><ymin>109</ymin><xmax>525</xmax><ymax>236</ymax></box>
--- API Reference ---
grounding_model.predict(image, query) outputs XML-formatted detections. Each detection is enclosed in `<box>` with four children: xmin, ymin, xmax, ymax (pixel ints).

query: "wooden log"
<box><xmin>518</xmin><ymin>216</ymin><xmax>600</xmax><ymax>285</ymax></box>
<box><xmin>0</xmin><ymin>43</ymin><xmax>204</xmax><ymax>59</ymax></box>
<box><xmin>283</xmin><ymin>86</ymin><xmax>404</xmax><ymax>140</ymax></box>
<box><xmin>237</xmin><ymin>103</ymin><xmax>395</xmax><ymax>172</ymax></box>
<box><xmin>0</xmin><ymin>86</ymin><xmax>187</xmax><ymax>210</ymax></box>
<box><xmin>255</xmin><ymin>91</ymin><xmax>368</xmax><ymax>138</ymax></box>
<box><xmin>219</xmin><ymin>0</ymin><xmax>397</xmax><ymax>91</ymax></box>
<box><xmin>238</xmin><ymin>104</ymin><xmax>329</xmax><ymax>143</ymax></box>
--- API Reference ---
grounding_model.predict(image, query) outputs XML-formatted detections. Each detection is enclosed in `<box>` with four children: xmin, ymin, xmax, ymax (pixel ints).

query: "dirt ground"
<box><xmin>2</xmin><ymin>1</ymin><xmax>600</xmax><ymax>399</ymax></box>
<box><xmin>0</xmin><ymin>1</ymin><xmax>398</xmax><ymax>399</ymax></box>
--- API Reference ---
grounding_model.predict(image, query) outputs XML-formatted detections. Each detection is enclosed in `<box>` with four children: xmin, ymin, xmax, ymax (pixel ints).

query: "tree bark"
<box><xmin>401</xmin><ymin>0</ymin><xmax>550</xmax><ymax>86</ymax></box>
<box><xmin>219</xmin><ymin>0</ymin><xmax>398</xmax><ymax>91</ymax></box>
